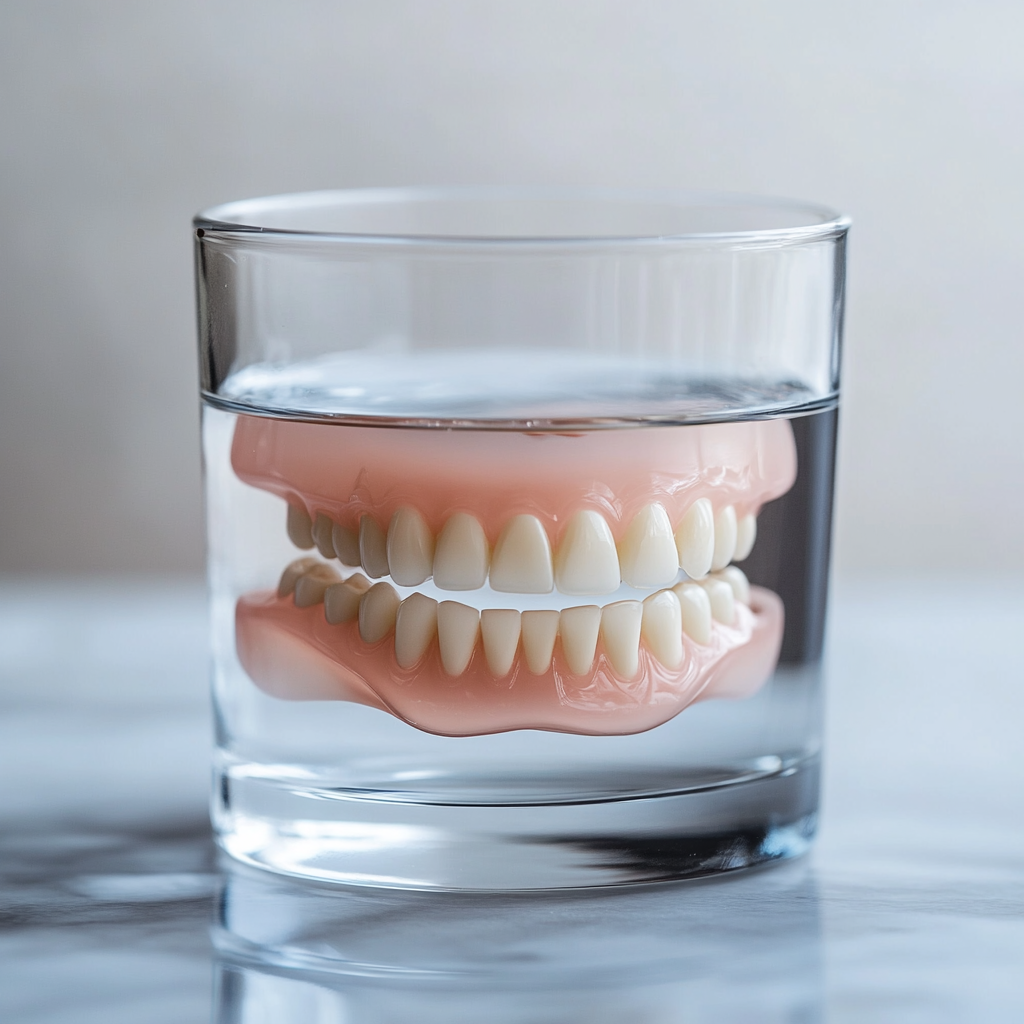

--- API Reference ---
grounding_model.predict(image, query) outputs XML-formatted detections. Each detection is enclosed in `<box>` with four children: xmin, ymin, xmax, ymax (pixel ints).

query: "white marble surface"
<box><xmin>1</xmin><ymin>577</ymin><xmax>1022</xmax><ymax>1022</ymax></box>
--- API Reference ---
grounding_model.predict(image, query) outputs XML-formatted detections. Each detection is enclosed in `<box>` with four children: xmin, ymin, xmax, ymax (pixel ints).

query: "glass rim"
<box><xmin>194</xmin><ymin>186</ymin><xmax>850</xmax><ymax>248</ymax></box>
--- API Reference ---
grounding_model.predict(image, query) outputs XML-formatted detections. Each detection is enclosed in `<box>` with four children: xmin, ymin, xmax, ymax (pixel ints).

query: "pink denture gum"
<box><xmin>231</xmin><ymin>416</ymin><xmax>797</xmax><ymax>737</ymax></box>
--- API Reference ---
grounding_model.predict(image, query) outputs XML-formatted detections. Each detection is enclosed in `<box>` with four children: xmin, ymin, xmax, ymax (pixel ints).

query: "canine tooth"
<box><xmin>433</xmin><ymin>513</ymin><xmax>489</xmax><ymax>591</ymax></box>
<box><xmin>358</xmin><ymin>581</ymin><xmax>399</xmax><ymax>643</ymax></box>
<box><xmin>559</xmin><ymin>605</ymin><xmax>602</xmax><ymax>675</ymax></box>
<box><xmin>673</xmin><ymin>582</ymin><xmax>712</xmax><ymax>644</ymax></box>
<box><xmin>437</xmin><ymin>601</ymin><xmax>480</xmax><ymax>676</ymax></box>
<box><xmin>331</xmin><ymin>523</ymin><xmax>361</xmax><ymax>566</ymax></box>
<box><xmin>600</xmin><ymin>601</ymin><xmax>643</xmax><ymax>679</ymax></box>
<box><xmin>394</xmin><ymin>593</ymin><xmax>438</xmax><ymax>668</ymax></box>
<box><xmin>312</xmin><ymin>514</ymin><xmax>336</xmax><ymax>559</ymax></box>
<box><xmin>359</xmin><ymin>516</ymin><xmax>390</xmax><ymax>579</ymax></box>
<box><xmin>286</xmin><ymin>504</ymin><xmax>315</xmax><ymax>550</ymax></box>
<box><xmin>481</xmin><ymin>608</ymin><xmax>521</xmax><ymax>677</ymax></box>
<box><xmin>293</xmin><ymin>564</ymin><xmax>341</xmax><ymax>608</ymax></box>
<box><xmin>675</xmin><ymin>499</ymin><xmax>714</xmax><ymax>579</ymax></box>
<box><xmin>714</xmin><ymin>566</ymin><xmax>750</xmax><ymax>605</ymax></box>
<box><xmin>701</xmin><ymin>578</ymin><xmax>736</xmax><ymax>625</ymax></box>
<box><xmin>277</xmin><ymin>557</ymin><xmax>321</xmax><ymax>598</ymax></box>
<box><xmin>386</xmin><ymin>507</ymin><xmax>435</xmax><ymax>587</ymax></box>
<box><xmin>520</xmin><ymin>610</ymin><xmax>560</xmax><ymax>674</ymax></box>
<box><xmin>323</xmin><ymin>573</ymin><xmax>371</xmax><ymax>625</ymax></box>
<box><xmin>618</xmin><ymin>503</ymin><xmax>679</xmax><ymax>589</ymax></box>
<box><xmin>641</xmin><ymin>590</ymin><xmax>683</xmax><ymax>669</ymax></box>
<box><xmin>734</xmin><ymin>513</ymin><xmax>757</xmax><ymax>562</ymax></box>
<box><xmin>554</xmin><ymin>510</ymin><xmax>621</xmax><ymax>595</ymax></box>
<box><xmin>711</xmin><ymin>505</ymin><xmax>738</xmax><ymax>571</ymax></box>
<box><xmin>490</xmin><ymin>515</ymin><xmax>554</xmax><ymax>594</ymax></box>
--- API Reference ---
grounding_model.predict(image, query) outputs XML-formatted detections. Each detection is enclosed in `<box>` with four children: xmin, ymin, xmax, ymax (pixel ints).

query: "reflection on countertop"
<box><xmin>1</xmin><ymin>577</ymin><xmax>1022</xmax><ymax>1023</ymax></box>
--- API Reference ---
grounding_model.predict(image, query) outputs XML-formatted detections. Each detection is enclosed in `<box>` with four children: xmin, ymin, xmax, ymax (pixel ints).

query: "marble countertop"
<box><xmin>1</xmin><ymin>577</ymin><xmax>1022</xmax><ymax>1023</ymax></box>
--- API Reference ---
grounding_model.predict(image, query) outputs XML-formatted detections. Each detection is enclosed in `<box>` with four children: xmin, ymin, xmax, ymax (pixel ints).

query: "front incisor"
<box><xmin>433</xmin><ymin>513</ymin><xmax>489</xmax><ymax>591</ymax></box>
<box><xmin>520</xmin><ymin>609</ymin><xmax>560</xmax><ymax>674</ymax></box>
<box><xmin>555</xmin><ymin>510</ymin><xmax>621</xmax><ymax>595</ymax></box>
<box><xmin>617</xmin><ymin>503</ymin><xmax>679</xmax><ymax>589</ymax></box>
<box><xmin>386</xmin><ymin>507</ymin><xmax>435</xmax><ymax>587</ymax></box>
<box><xmin>600</xmin><ymin>601</ymin><xmax>643</xmax><ymax>679</ymax></box>
<box><xmin>437</xmin><ymin>601</ymin><xmax>480</xmax><ymax>676</ymax></box>
<box><xmin>559</xmin><ymin>605</ymin><xmax>602</xmax><ymax>675</ymax></box>
<box><xmin>480</xmin><ymin>608</ymin><xmax>521</xmax><ymax>677</ymax></box>
<box><xmin>489</xmin><ymin>515</ymin><xmax>554</xmax><ymax>594</ymax></box>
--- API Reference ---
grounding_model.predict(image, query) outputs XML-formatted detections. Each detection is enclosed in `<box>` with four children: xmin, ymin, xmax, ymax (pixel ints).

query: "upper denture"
<box><xmin>233</xmin><ymin>417</ymin><xmax>796</xmax><ymax>594</ymax></box>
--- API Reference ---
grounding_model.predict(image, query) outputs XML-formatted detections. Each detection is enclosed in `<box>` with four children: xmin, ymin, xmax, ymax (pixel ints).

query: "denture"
<box><xmin>232</xmin><ymin>416</ymin><xmax>797</xmax><ymax>736</ymax></box>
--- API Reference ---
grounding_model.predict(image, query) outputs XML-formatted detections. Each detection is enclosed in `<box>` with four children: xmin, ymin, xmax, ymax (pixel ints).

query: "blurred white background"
<box><xmin>1</xmin><ymin>1</ymin><xmax>1022</xmax><ymax>578</ymax></box>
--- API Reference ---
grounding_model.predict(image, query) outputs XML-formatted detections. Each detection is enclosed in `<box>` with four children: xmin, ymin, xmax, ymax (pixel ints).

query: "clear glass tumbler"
<box><xmin>195</xmin><ymin>188</ymin><xmax>848</xmax><ymax>890</ymax></box>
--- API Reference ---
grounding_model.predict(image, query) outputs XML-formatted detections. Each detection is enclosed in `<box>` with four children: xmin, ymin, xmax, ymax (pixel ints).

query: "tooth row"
<box><xmin>278</xmin><ymin>560</ymin><xmax>751</xmax><ymax>679</ymax></box>
<box><xmin>286</xmin><ymin>500</ymin><xmax>758</xmax><ymax>595</ymax></box>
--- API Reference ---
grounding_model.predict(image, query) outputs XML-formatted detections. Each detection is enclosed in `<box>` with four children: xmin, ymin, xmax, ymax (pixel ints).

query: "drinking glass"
<box><xmin>194</xmin><ymin>187</ymin><xmax>848</xmax><ymax>889</ymax></box>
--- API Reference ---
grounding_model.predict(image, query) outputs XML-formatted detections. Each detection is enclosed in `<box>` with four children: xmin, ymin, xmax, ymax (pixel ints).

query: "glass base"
<box><xmin>213</xmin><ymin>758</ymin><xmax>818</xmax><ymax>890</ymax></box>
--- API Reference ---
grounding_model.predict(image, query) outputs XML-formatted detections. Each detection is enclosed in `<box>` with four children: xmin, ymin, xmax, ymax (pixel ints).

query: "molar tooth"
<box><xmin>394</xmin><ymin>593</ymin><xmax>438</xmax><ymax>668</ymax></box>
<box><xmin>331</xmin><ymin>522</ymin><xmax>361</xmax><ymax>566</ymax></box>
<box><xmin>600</xmin><ymin>601</ymin><xmax>643</xmax><ymax>679</ymax></box>
<box><xmin>714</xmin><ymin>566</ymin><xmax>750</xmax><ymax>606</ymax></box>
<box><xmin>293</xmin><ymin>564</ymin><xmax>341</xmax><ymax>608</ymax></box>
<box><xmin>675</xmin><ymin>499</ymin><xmax>714</xmax><ymax>580</ymax></box>
<box><xmin>559</xmin><ymin>605</ymin><xmax>602</xmax><ymax>675</ymax></box>
<box><xmin>711</xmin><ymin>505</ymin><xmax>738</xmax><ymax>571</ymax></box>
<box><xmin>312</xmin><ymin>513</ymin><xmax>337</xmax><ymax>559</ymax></box>
<box><xmin>734</xmin><ymin>513</ymin><xmax>757</xmax><ymax>562</ymax></box>
<box><xmin>673</xmin><ymin>582</ymin><xmax>712</xmax><ymax>644</ymax></box>
<box><xmin>554</xmin><ymin>510</ymin><xmax>621</xmax><ymax>596</ymax></box>
<box><xmin>358</xmin><ymin>581</ymin><xmax>400</xmax><ymax>643</ymax></box>
<box><xmin>618</xmin><ymin>503</ymin><xmax>679</xmax><ymax>589</ymax></box>
<box><xmin>641</xmin><ymin>590</ymin><xmax>683</xmax><ymax>669</ymax></box>
<box><xmin>386</xmin><ymin>507</ymin><xmax>435</xmax><ymax>587</ymax></box>
<box><xmin>481</xmin><ymin>608</ymin><xmax>521</xmax><ymax>677</ymax></box>
<box><xmin>520</xmin><ymin>610</ymin><xmax>560</xmax><ymax>674</ymax></box>
<box><xmin>701</xmin><ymin>577</ymin><xmax>736</xmax><ymax>625</ymax></box>
<box><xmin>433</xmin><ymin>513</ymin><xmax>490</xmax><ymax>591</ymax></box>
<box><xmin>323</xmin><ymin>573</ymin><xmax>371</xmax><ymax>625</ymax></box>
<box><xmin>436</xmin><ymin>601</ymin><xmax>480</xmax><ymax>677</ymax></box>
<box><xmin>277</xmin><ymin>557</ymin><xmax>321</xmax><ymax>598</ymax></box>
<box><xmin>359</xmin><ymin>516</ymin><xmax>390</xmax><ymax>579</ymax></box>
<box><xmin>286</xmin><ymin>504</ymin><xmax>315</xmax><ymax>550</ymax></box>
<box><xmin>490</xmin><ymin>515</ymin><xmax>554</xmax><ymax>594</ymax></box>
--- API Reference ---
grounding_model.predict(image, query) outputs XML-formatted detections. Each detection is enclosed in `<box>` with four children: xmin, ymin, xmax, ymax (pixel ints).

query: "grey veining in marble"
<box><xmin>1</xmin><ymin>577</ymin><xmax>1022</xmax><ymax>1022</ymax></box>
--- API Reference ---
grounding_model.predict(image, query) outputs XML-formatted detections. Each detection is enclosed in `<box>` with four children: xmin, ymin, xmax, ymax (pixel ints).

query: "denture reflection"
<box><xmin>232</xmin><ymin>415</ymin><xmax>796</xmax><ymax>736</ymax></box>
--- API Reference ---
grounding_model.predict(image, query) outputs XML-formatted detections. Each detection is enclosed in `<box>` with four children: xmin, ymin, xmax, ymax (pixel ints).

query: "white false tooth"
<box><xmin>481</xmin><ymin>608</ymin><xmax>521</xmax><ymax>677</ymax></box>
<box><xmin>618</xmin><ymin>503</ymin><xmax>679</xmax><ymax>589</ymax></box>
<box><xmin>286</xmin><ymin>504</ymin><xmax>315</xmax><ymax>550</ymax></box>
<box><xmin>312</xmin><ymin>514</ymin><xmax>337</xmax><ymax>559</ymax></box>
<box><xmin>293</xmin><ymin>564</ymin><xmax>341</xmax><ymax>608</ymax></box>
<box><xmin>386</xmin><ymin>507</ymin><xmax>435</xmax><ymax>587</ymax></box>
<box><xmin>711</xmin><ymin>505</ymin><xmax>738</xmax><ymax>571</ymax></box>
<box><xmin>701</xmin><ymin>578</ymin><xmax>736</xmax><ymax>626</ymax></box>
<box><xmin>331</xmin><ymin>522</ymin><xmax>361</xmax><ymax>566</ymax></box>
<box><xmin>714</xmin><ymin>566</ymin><xmax>750</xmax><ymax>606</ymax></box>
<box><xmin>359</xmin><ymin>516</ymin><xmax>390</xmax><ymax>579</ymax></box>
<box><xmin>675</xmin><ymin>499</ymin><xmax>714</xmax><ymax>579</ymax></box>
<box><xmin>673</xmin><ymin>582</ymin><xmax>712</xmax><ymax>644</ymax></box>
<box><xmin>641</xmin><ymin>590</ymin><xmax>683</xmax><ymax>669</ymax></box>
<box><xmin>600</xmin><ymin>601</ymin><xmax>643</xmax><ymax>679</ymax></box>
<box><xmin>437</xmin><ymin>601</ymin><xmax>480</xmax><ymax>677</ymax></box>
<box><xmin>520</xmin><ymin>610</ymin><xmax>560</xmax><ymax>674</ymax></box>
<box><xmin>394</xmin><ymin>593</ymin><xmax>438</xmax><ymax>669</ymax></box>
<box><xmin>358</xmin><ymin>581</ymin><xmax>399</xmax><ymax>643</ymax></box>
<box><xmin>277</xmin><ymin>557</ymin><xmax>321</xmax><ymax>598</ymax></box>
<box><xmin>554</xmin><ymin>510</ymin><xmax>621</xmax><ymax>596</ymax></box>
<box><xmin>559</xmin><ymin>605</ymin><xmax>602</xmax><ymax>675</ymax></box>
<box><xmin>433</xmin><ymin>513</ymin><xmax>489</xmax><ymax>591</ymax></box>
<box><xmin>734</xmin><ymin>513</ymin><xmax>757</xmax><ymax>562</ymax></box>
<box><xmin>490</xmin><ymin>515</ymin><xmax>554</xmax><ymax>594</ymax></box>
<box><xmin>323</xmin><ymin>573</ymin><xmax>371</xmax><ymax>625</ymax></box>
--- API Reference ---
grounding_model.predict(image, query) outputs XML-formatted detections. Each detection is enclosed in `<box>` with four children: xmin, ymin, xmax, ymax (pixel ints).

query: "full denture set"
<box><xmin>231</xmin><ymin>416</ymin><xmax>798</xmax><ymax>736</ymax></box>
